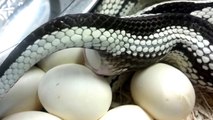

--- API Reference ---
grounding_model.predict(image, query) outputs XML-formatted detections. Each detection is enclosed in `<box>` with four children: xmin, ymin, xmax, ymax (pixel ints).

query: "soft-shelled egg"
<box><xmin>38</xmin><ymin>64</ymin><xmax>112</xmax><ymax>120</ymax></box>
<box><xmin>131</xmin><ymin>63</ymin><xmax>195</xmax><ymax>120</ymax></box>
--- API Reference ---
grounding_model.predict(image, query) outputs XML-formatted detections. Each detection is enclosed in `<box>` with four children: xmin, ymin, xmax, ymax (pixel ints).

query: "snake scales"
<box><xmin>0</xmin><ymin>0</ymin><xmax>213</xmax><ymax>98</ymax></box>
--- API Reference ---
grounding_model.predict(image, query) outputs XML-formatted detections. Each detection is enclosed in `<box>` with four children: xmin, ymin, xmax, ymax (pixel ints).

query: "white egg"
<box><xmin>0</xmin><ymin>67</ymin><xmax>45</xmax><ymax>117</ymax></box>
<box><xmin>84</xmin><ymin>49</ymin><xmax>102</xmax><ymax>72</ymax></box>
<box><xmin>2</xmin><ymin>111</ymin><xmax>61</xmax><ymax>120</ymax></box>
<box><xmin>131</xmin><ymin>63</ymin><xmax>195</xmax><ymax>120</ymax></box>
<box><xmin>84</xmin><ymin>49</ymin><xmax>116</xmax><ymax>75</ymax></box>
<box><xmin>38</xmin><ymin>64</ymin><xmax>112</xmax><ymax>120</ymax></box>
<box><xmin>37</xmin><ymin>48</ymin><xmax>84</xmax><ymax>71</ymax></box>
<box><xmin>99</xmin><ymin>105</ymin><xmax>153</xmax><ymax>120</ymax></box>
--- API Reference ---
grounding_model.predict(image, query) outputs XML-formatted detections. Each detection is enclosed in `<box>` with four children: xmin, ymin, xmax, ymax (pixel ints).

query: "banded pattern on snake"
<box><xmin>0</xmin><ymin>0</ymin><xmax>213</xmax><ymax>98</ymax></box>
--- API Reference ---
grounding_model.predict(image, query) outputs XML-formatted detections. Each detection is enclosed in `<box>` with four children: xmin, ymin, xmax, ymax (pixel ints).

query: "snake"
<box><xmin>0</xmin><ymin>0</ymin><xmax>213</xmax><ymax>98</ymax></box>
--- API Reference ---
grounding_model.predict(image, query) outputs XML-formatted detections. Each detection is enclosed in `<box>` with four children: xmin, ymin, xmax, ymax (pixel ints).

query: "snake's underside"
<box><xmin>0</xmin><ymin>0</ymin><xmax>213</xmax><ymax>98</ymax></box>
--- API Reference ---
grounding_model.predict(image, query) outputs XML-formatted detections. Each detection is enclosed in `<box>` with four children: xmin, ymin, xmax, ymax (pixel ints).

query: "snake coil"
<box><xmin>0</xmin><ymin>0</ymin><xmax>213</xmax><ymax>98</ymax></box>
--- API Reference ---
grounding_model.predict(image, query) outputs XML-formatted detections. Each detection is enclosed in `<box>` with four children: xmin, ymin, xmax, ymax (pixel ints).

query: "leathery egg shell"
<box><xmin>84</xmin><ymin>49</ymin><xmax>116</xmax><ymax>76</ymax></box>
<box><xmin>131</xmin><ymin>63</ymin><xmax>195</xmax><ymax>120</ymax></box>
<box><xmin>99</xmin><ymin>105</ymin><xmax>153</xmax><ymax>120</ymax></box>
<box><xmin>38</xmin><ymin>64</ymin><xmax>112</xmax><ymax>120</ymax></box>
<box><xmin>2</xmin><ymin>111</ymin><xmax>61</xmax><ymax>120</ymax></box>
<box><xmin>37</xmin><ymin>48</ymin><xmax>84</xmax><ymax>71</ymax></box>
<box><xmin>0</xmin><ymin>67</ymin><xmax>45</xmax><ymax>117</ymax></box>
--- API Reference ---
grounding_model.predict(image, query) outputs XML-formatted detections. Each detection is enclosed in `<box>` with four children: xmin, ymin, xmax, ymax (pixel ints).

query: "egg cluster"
<box><xmin>0</xmin><ymin>49</ymin><xmax>196</xmax><ymax>120</ymax></box>
<box><xmin>0</xmin><ymin>0</ymin><xmax>212</xmax><ymax>119</ymax></box>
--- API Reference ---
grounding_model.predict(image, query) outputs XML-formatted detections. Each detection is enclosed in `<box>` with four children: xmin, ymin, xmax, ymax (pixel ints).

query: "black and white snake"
<box><xmin>0</xmin><ymin>0</ymin><xmax>213</xmax><ymax>98</ymax></box>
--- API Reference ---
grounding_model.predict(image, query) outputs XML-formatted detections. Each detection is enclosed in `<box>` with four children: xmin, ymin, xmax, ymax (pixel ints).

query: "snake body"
<box><xmin>0</xmin><ymin>0</ymin><xmax>213</xmax><ymax>98</ymax></box>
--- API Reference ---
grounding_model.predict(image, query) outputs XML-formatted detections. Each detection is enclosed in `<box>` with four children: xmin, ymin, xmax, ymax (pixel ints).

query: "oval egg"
<box><xmin>99</xmin><ymin>105</ymin><xmax>153</xmax><ymax>120</ymax></box>
<box><xmin>2</xmin><ymin>111</ymin><xmax>61</xmax><ymax>120</ymax></box>
<box><xmin>131</xmin><ymin>63</ymin><xmax>195</xmax><ymax>120</ymax></box>
<box><xmin>37</xmin><ymin>48</ymin><xmax>84</xmax><ymax>71</ymax></box>
<box><xmin>38</xmin><ymin>64</ymin><xmax>112</xmax><ymax>120</ymax></box>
